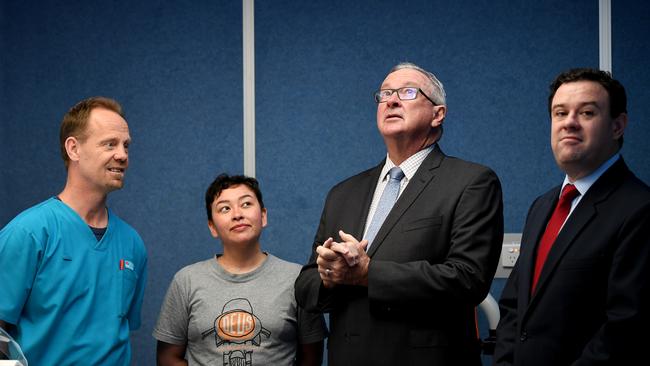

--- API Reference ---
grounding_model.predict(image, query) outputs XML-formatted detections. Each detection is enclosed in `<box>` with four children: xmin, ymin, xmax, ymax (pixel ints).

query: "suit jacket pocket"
<box><xmin>558</xmin><ymin>256</ymin><xmax>603</xmax><ymax>271</ymax></box>
<box><xmin>402</xmin><ymin>216</ymin><xmax>442</xmax><ymax>232</ymax></box>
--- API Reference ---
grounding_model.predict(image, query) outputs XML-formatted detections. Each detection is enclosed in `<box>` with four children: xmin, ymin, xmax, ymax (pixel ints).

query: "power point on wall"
<box><xmin>494</xmin><ymin>233</ymin><xmax>522</xmax><ymax>279</ymax></box>
<box><xmin>501</xmin><ymin>243</ymin><xmax>520</xmax><ymax>268</ymax></box>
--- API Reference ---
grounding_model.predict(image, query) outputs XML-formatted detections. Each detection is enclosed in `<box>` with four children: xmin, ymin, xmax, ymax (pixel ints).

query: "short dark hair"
<box><xmin>205</xmin><ymin>174</ymin><xmax>265</xmax><ymax>221</ymax></box>
<box><xmin>548</xmin><ymin>68</ymin><xmax>627</xmax><ymax>119</ymax></box>
<box><xmin>548</xmin><ymin>68</ymin><xmax>627</xmax><ymax>148</ymax></box>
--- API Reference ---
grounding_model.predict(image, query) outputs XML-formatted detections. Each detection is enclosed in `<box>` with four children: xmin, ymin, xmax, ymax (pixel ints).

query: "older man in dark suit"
<box><xmin>295</xmin><ymin>62</ymin><xmax>504</xmax><ymax>365</ymax></box>
<box><xmin>494</xmin><ymin>68</ymin><xmax>650</xmax><ymax>365</ymax></box>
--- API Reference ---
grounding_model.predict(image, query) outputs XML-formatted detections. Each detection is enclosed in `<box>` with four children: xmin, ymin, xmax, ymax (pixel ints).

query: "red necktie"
<box><xmin>531</xmin><ymin>184</ymin><xmax>580</xmax><ymax>293</ymax></box>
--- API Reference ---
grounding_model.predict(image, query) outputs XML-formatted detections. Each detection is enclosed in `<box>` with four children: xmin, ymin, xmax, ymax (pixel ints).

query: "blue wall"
<box><xmin>1</xmin><ymin>1</ymin><xmax>649</xmax><ymax>365</ymax></box>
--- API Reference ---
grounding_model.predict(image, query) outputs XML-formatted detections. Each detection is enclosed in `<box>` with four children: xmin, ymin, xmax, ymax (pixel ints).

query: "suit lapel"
<box><xmin>366</xmin><ymin>146</ymin><xmax>444</xmax><ymax>257</ymax></box>
<box><xmin>527</xmin><ymin>159</ymin><xmax>629</xmax><ymax>306</ymax></box>
<box><xmin>530</xmin><ymin>206</ymin><xmax>596</xmax><ymax>301</ymax></box>
<box><xmin>518</xmin><ymin>189</ymin><xmax>559</xmax><ymax>304</ymax></box>
<box><xmin>353</xmin><ymin>163</ymin><xmax>385</xmax><ymax>241</ymax></box>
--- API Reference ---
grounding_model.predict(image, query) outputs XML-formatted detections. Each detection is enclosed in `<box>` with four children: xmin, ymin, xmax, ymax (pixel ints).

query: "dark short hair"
<box><xmin>205</xmin><ymin>174</ymin><xmax>265</xmax><ymax>221</ymax></box>
<box><xmin>60</xmin><ymin>97</ymin><xmax>124</xmax><ymax>169</ymax></box>
<box><xmin>548</xmin><ymin>68</ymin><xmax>627</xmax><ymax>119</ymax></box>
<box><xmin>548</xmin><ymin>68</ymin><xmax>627</xmax><ymax>148</ymax></box>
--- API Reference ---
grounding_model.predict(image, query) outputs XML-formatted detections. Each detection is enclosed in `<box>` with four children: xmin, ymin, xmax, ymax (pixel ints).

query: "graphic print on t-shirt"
<box><xmin>201</xmin><ymin>298</ymin><xmax>271</xmax><ymax>365</ymax></box>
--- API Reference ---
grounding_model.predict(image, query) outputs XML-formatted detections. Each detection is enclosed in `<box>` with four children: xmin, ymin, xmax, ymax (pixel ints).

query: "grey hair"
<box><xmin>389</xmin><ymin>62</ymin><xmax>446</xmax><ymax>105</ymax></box>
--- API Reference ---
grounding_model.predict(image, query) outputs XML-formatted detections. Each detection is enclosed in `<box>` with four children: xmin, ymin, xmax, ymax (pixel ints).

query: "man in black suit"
<box><xmin>295</xmin><ymin>62</ymin><xmax>504</xmax><ymax>365</ymax></box>
<box><xmin>494</xmin><ymin>68</ymin><xmax>650</xmax><ymax>365</ymax></box>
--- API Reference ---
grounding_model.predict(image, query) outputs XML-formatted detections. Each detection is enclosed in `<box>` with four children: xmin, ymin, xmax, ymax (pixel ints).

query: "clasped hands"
<box><xmin>316</xmin><ymin>230</ymin><xmax>370</xmax><ymax>288</ymax></box>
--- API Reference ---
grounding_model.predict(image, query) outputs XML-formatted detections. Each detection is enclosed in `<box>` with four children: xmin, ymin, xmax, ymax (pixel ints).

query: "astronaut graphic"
<box><xmin>202</xmin><ymin>298</ymin><xmax>271</xmax><ymax>366</ymax></box>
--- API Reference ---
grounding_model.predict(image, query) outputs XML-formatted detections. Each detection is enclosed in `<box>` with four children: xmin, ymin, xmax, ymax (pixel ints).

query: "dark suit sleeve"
<box><xmin>493</xmin><ymin>257</ymin><xmax>520</xmax><ymax>366</ymax></box>
<box><xmin>493</xmin><ymin>196</ymin><xmax>542</xmax><ymax>366</ymax></box>
<box><xmin>574</xmin><ymin>202</ymin><xmax>650</xmax><ymax>365</ymax></box>
<box><xmin>295</xmin><ymin>189</ymin><xmax>342</xmax><ymax>313</ymax></box>
<box><xmin>368</xmin><ymin>167</ymin><xmax>503</xmax><ymax>306</ymax></box>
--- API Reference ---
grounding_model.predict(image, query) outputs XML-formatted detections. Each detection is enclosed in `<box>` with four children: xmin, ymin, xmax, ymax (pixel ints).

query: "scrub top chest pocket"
<box><xmin>119</xmin><ymin>259</ymin><xmax>138</xmax><ymax>317</ymax></box>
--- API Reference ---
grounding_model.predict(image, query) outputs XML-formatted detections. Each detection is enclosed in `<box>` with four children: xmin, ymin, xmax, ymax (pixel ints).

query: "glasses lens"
<box><xmin>398</xmin><ymin>87</ymin><xmax>418</xmax><ymax>100</ymax></box>
<box><xmin>375</xmin><ymin>90</ymin><xmax>391</xmax><ymax>103</ymax></box>
<box><xmin>373</xmin><ymin>91</ymin><xmax>383</xmax><ymax>103</ymax></box>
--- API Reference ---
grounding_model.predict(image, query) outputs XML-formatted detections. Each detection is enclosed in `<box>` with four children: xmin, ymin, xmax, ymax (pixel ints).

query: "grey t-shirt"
<box><xmin>153</xmin><ymin>253</ymin><xmax>327</xmax><ymax>365</ymax></box>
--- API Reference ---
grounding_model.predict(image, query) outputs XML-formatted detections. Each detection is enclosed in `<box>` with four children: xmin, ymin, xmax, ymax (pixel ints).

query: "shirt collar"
<box><xmin>380</xmin><ymin>144</ymin><xmax>435</xmax><ymax>181</ymax></box>
<box><xmin>561</xmin><ymin>153</ymin><xmax>621</xmax><ymax>197</ymax></box>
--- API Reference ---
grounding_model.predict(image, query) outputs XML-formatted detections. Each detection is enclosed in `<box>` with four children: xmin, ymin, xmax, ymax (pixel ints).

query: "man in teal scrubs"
<box><xmin>0</xmin><ymin>97</ymin><xmax>147</xmax><ymax>365</ymax></box>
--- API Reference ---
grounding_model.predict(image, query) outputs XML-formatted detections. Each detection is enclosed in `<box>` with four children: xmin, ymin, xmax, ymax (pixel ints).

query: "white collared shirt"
<box><xmin>362</xmin><ymin>144</ymin><xmax>435</xmax><ymax>240</ymax></box>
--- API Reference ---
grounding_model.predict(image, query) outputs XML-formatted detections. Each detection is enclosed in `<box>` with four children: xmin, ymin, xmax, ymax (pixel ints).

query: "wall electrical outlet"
<box><xmin>501</xmin><ymin>243</ymin><xmax>520</xmax><ymax>267</ymax></box>
<box><xmin>494</xmin><ymin>233</ymin><xmax>522</xmax><ymax>279</ymax></box>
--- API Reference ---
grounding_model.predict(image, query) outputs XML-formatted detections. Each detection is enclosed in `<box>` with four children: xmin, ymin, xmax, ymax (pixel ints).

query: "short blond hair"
<box><xmin>59</xmin><ymin>97</ymin><xmax>123</xmax><ymax>169</ymax></box>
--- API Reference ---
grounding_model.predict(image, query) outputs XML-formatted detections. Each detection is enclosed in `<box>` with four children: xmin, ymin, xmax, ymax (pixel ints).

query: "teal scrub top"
<box><xmin>0</xmin><ymin>198</ymin><xmax>147</xmax><ymax>365</ymax></box>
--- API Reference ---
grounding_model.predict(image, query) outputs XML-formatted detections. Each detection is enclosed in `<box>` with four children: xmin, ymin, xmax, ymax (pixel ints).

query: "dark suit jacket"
<box><xmin>494</xmin><ymin>159</ymin><xmax>650</xmax><ymax>366</ymax></box>
<box><xmin>295</xmin><ymin>146</ymin><xmax>504</xmax><ymax>366</ymax></box>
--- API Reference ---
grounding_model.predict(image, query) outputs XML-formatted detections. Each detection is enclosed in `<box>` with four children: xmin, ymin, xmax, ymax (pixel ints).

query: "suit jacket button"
<box><xmin>520</xmin><ymin>331</ymin><xmax>528</xmax><ymax>342</ymax></box>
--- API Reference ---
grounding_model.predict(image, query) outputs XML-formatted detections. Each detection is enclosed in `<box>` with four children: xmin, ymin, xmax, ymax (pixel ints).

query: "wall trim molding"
<box><xmin>599</xmin><ymin>0</ymin><xmax>611</xmax><ymax>72</ymax></box>
<box><xmin>243</xmin><ymin>0</ymin><xmax>256</xmax><ymax>176</ymax></box>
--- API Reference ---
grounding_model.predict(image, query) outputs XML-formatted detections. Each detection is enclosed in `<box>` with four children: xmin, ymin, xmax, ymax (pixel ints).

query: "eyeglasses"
<box><xmin>373</xmin><ymin>87</ymin><xmax>437</xmax><ymax>105</ymax></box>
